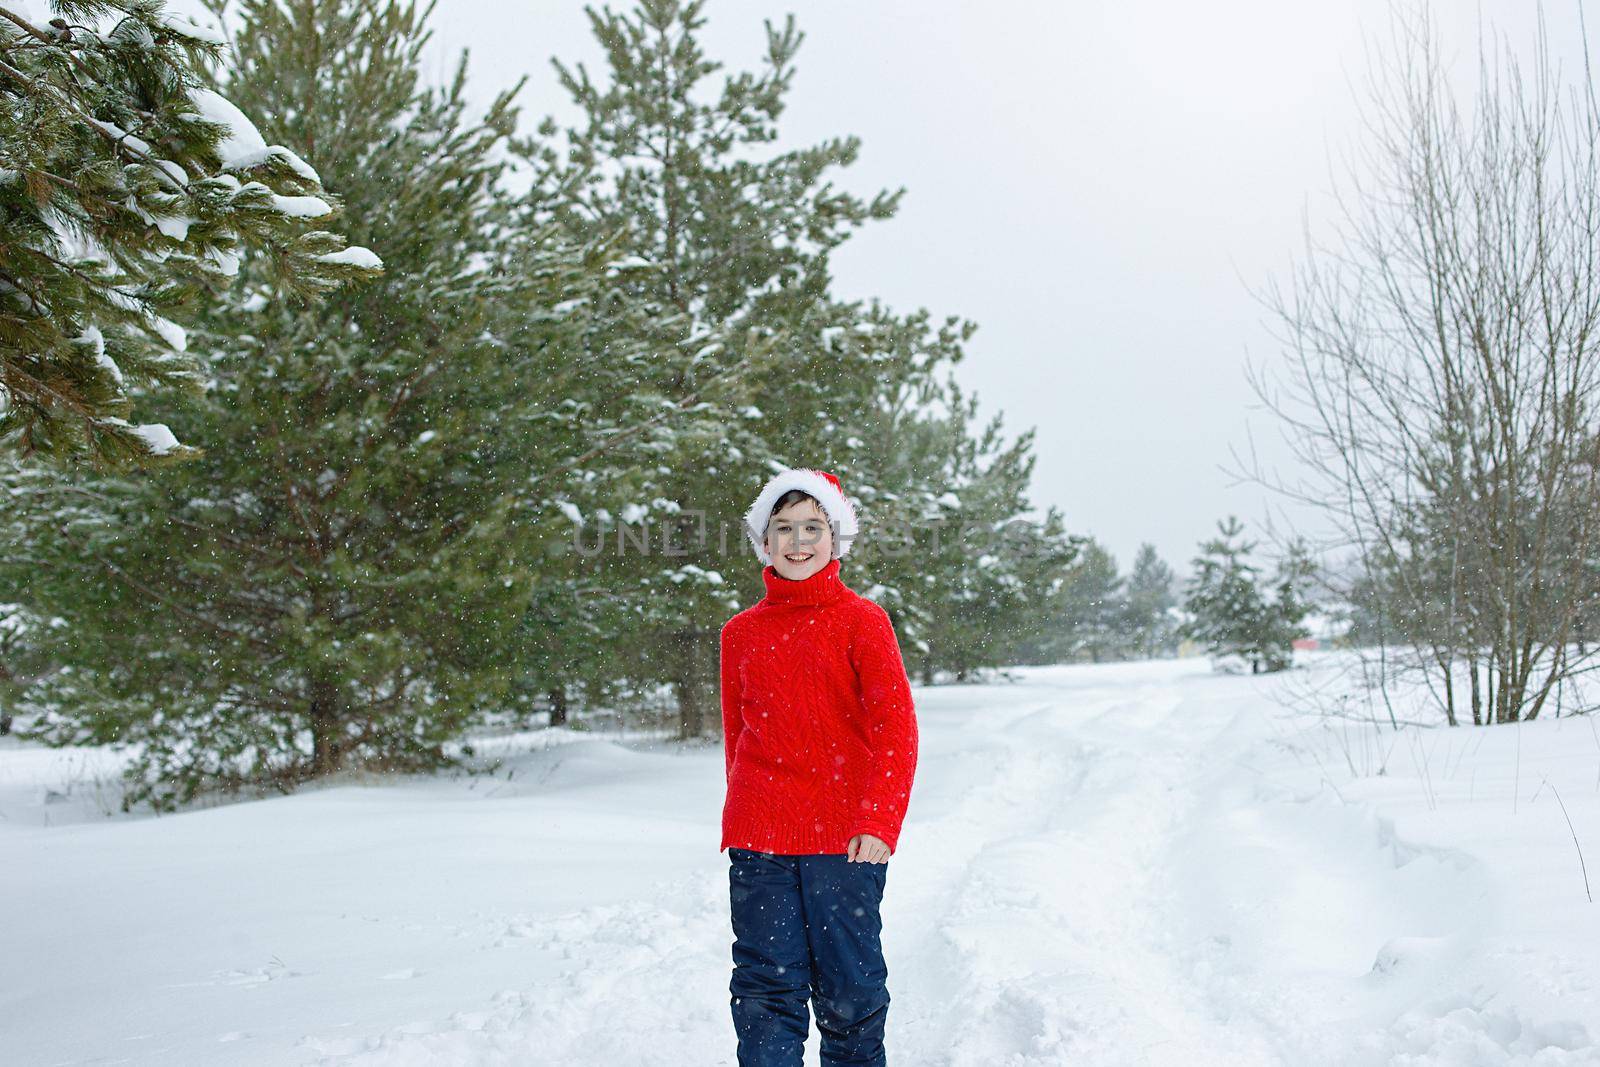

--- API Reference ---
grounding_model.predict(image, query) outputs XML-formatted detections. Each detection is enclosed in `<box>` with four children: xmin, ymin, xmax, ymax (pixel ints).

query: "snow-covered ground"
<box><xmin>3</xmin><ymin>653</ymin><xmax>1599</xmax><ymax>1065</ymax></box>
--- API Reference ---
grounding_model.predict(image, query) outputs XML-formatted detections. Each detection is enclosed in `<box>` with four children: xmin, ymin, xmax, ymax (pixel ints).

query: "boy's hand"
<box><xmin>847</xmin><ymin>833</ymin><xmax>890</xmax><ymax>864</ymax></box>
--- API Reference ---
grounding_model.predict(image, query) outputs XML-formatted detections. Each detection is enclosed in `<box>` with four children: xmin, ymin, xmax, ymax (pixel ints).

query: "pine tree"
<box><xmin>877</xmin><ymin>377</ymin><xmax>1081</xmax><ymax>683</ymax></box>
<box><xmin>520</xmin><ymin>0</ymin><xmax>1044</xmax><ymax>727</ymax></box>
<box><xmin>524</xmin><ymin>2</ymin><xmax>1075</xmax><ymax>716</ymax></box>
<box><xmin>1182</xmin><ymin>516</ymin><xmax>1266</xmax><ymax>671</ymax></box>
<box><xmin>1253</xmin><ymin>537</ymin><xmax>1314</xmax><ymax>672</ymax></box>
<box><xmin>1181</xmin><ymin>516</ymin><xmax>1306</xmax><ymax>674</ymax></box>
<box><xmin>1058</xmin><ymin>539</ymin><xmax>1124</xmax><ymax>662</ymax></box>
<box><xmin>0</xmin><ymin>0</ymin><xmax>379</xmax><ymax>465</ymax></box>
<box><xmin>0</xmin><ymin>0</ymin><xmax>617</xmax><ymax>810</ymax></box>
<box><xmin>1122</xmin><ymin>542</ymin><xmax>1177</xmax><ymax>658</ymax></box>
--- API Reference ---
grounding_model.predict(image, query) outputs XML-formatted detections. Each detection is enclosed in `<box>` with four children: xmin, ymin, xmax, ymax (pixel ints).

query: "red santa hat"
<box><xmin>743</xmin><ymin>466</ymin><xmax>860</xmax><ymax>566</ymax></box>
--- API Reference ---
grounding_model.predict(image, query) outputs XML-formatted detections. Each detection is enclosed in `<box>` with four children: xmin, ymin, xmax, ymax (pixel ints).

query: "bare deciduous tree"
<box><xmin>1241</xmin><ymin>4</ymin><xmax>1600</xmax><ymax>726</ymax></box>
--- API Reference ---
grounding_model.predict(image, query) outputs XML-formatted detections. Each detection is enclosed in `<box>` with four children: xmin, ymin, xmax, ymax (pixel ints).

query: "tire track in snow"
<box><xmin>892</xmin><ymin>681</ymin><xmax>1283</xmax><ymax>1066</ymax></box>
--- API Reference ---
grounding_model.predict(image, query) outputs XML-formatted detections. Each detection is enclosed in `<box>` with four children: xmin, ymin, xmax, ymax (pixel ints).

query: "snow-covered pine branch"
<box><xmin>0</xmin><ymin>0</ymin><xmax>382</xmax><ymax>467</ymax></box>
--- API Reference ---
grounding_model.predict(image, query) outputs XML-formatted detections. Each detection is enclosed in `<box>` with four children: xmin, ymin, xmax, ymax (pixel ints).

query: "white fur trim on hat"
<box><xmin>743</xmin><ymin>467</ymin><xmax>860</xmax><ymax>566</ymax></box>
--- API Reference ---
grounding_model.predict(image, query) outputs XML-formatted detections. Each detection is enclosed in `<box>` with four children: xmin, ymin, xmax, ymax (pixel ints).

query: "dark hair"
<box><xmin>766</xmin><ymin>490</ymin><xmax>836</xmax><ymax>549</ymax></box>
<box><xmin>770</xmin><ymin>488</ymin><xmax>818</xmax><ymax>519</ymax></box>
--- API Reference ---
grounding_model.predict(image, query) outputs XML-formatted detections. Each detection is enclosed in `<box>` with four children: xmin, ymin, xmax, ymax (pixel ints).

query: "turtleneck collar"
<box><xmin>761</xmin><ymin>556</ymin><xmax>848</xmax><ymax>606</ymax></box>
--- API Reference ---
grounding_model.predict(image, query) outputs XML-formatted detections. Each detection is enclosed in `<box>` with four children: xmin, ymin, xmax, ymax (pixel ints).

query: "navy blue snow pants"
<box><xmin>727</xmin><ymin>847</ymin><xmax>891</xmax><ymax>1066</ymax></box>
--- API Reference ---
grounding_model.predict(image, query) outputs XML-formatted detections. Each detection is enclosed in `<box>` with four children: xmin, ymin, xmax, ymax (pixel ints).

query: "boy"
<box><xmin>720</xmin><ymin>466</ymin><xmax>919</xmax><ymax>1066</ymax></box>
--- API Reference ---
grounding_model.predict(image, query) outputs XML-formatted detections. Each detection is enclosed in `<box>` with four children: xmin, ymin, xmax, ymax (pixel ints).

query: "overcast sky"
<box><xmin>183</xmin><ymin>0</ymin><xmax>1600</xmax><ymax>572</ymax></box>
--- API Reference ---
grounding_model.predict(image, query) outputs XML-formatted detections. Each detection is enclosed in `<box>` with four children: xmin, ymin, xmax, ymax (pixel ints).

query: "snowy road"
<box><xmin>3</xmin><ymin>656</ymin><xmax>1598</xmax><ymax>1065</ymax></box>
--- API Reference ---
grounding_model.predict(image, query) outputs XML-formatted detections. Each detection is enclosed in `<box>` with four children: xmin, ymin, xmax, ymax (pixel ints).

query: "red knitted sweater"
<box><xmin>719</xmin><ymin>557</ymin><xmax>919</xmax><ymax>856</ymax></box>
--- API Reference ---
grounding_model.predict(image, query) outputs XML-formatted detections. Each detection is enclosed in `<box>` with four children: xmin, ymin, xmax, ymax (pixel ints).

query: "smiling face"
<box><xmin>764</xmin><ymin>495</ymin><xmax>835</xmax><ymax>580</ymax></box>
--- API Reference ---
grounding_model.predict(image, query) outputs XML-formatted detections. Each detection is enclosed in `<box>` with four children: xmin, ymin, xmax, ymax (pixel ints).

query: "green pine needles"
<box><xmin>0</xmin><ymin>0</ymin><xmax>381</xmax><ymax>466</ymax></box>
<box><xmin>1181</xmin><ymin>516</ymin><xmax>1314</xmax><ymax>674</ymax></box>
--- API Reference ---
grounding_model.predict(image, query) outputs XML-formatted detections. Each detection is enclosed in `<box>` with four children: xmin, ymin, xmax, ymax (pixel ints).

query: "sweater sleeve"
<box><xmin>720</xmin><ymin>619</ymin><xmax>743</xmax><ymax>785</ymax></box>
<box><xmin>847</xmin><ymin>601</ymin><xmax>919</xmax><ymax>854</ymax></box>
